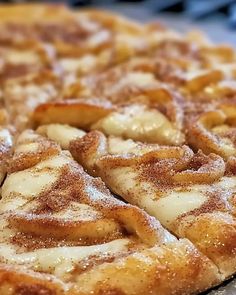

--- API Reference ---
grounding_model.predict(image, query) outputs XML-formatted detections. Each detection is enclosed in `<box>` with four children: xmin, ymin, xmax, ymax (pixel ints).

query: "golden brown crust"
<box><xmin>33</xmin><ymin>99</ymin><xmax>116</xmax><ymax>129</ymax></box>
<box><xmin>0</xmin><ymin>241</ymin><xmax>220</xmax><ymax>295</ymax></box>
<box><xmin>0</xmin><ymin>265</ymin><xmax>65</xmax><ymax>295</ymax></box>
<box><xmin>70</xmin><ymin>239</ymin><xmax>219</xmax><ymax>295</ymax></box>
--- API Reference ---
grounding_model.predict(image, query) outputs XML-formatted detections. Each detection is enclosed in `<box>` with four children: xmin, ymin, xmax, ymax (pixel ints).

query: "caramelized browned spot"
<box><xmin>15</xmin><ymin>284</ymin><xmax>55</xmax><ymax>295</ymax></box>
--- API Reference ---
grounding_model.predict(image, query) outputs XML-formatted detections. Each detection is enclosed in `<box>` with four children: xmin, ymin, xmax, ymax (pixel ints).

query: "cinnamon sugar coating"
<box><xmin>1</xmin><ymin>3</ymin><xmax>236</xmax><ymax>295</ymax></box>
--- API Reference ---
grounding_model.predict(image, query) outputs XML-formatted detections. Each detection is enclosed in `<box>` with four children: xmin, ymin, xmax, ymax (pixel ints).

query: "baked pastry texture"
<box><xmin>0</xmin><ymin>4</ymin><xmax>236</xmax><ymax>295</ymax></box>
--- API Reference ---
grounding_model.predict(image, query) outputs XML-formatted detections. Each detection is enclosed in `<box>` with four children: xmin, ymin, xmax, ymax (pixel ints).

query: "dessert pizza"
<box><xmin>0</xmin><ymin>3</ymin><xmax>236</xmax><ymax>295</ymax></box>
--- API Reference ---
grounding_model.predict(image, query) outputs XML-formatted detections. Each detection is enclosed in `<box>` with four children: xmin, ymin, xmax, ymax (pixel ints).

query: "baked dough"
<box><xmin>0</xmin><ymin>129</ymin><xmax>219</xmax><ymax>294</ymax></box>
<box><xmin>0</xmin><ymin>4</ymin><xmax>236</xmax><ymax>294</ymax></box>
<box><xmin>68</xmin><ymin>130</ymin><xmax>236</xmax><ymax>278</ymax></box>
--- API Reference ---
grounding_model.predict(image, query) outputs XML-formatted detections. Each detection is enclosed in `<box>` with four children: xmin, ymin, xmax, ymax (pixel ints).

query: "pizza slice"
<box><xmin>42</xmin><ymin>125</ymin><xmax>236</xmax><ymax>279</ymax></box>
<box><xmin>0</xmin><ymin>129</ymin><xmax>221</xmax><ymax>294</ymax></box>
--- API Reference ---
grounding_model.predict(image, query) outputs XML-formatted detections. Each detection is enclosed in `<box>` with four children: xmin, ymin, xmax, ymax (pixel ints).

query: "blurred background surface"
<box><xmin>71</xmin><ymin>0</ymin><xmax>236</xmax><ymax>45</ymax></box>
<box><xmin>0</xmin><ymin>0</ymin><xmax>235</xmax><ymax>45</ymax></box>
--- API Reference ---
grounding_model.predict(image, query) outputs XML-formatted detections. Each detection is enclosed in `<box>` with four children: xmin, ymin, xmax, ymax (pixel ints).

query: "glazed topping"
<box><xmin>92</xmin><ymin>104</ymin><xmax>184</xmax><ymax>145</ymax></box>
